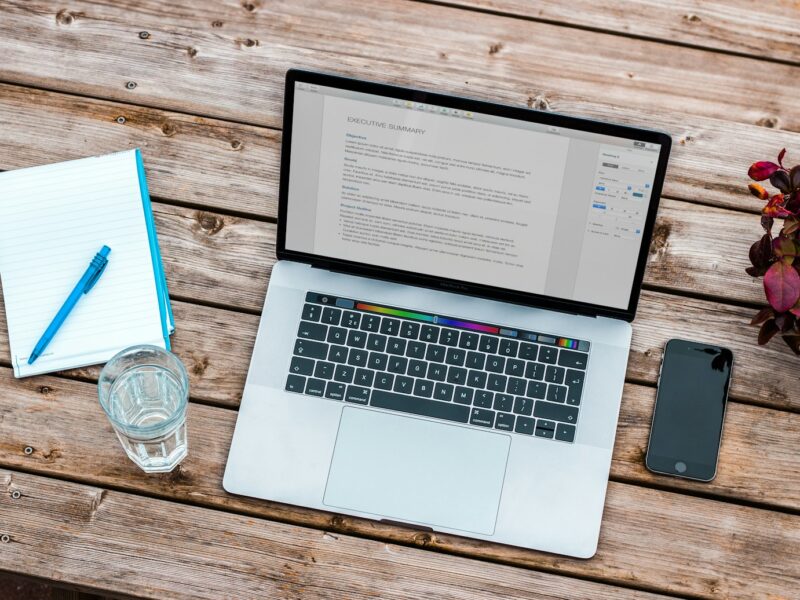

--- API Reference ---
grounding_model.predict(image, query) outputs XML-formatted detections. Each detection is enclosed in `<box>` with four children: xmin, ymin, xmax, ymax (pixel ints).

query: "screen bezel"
<box><xmin>645</xmin><ymin>338</ymin><xmax>733</xmax><ymax>481</ymax></box>
<box><xmin>277</xmin><ymin>69</ymin><xmax>672</xmax><ymax>321</ymax></box>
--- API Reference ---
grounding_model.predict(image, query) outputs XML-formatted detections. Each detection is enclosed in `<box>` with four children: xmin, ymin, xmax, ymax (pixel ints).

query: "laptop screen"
<box><xmin>284</xmin><ymin>80</ymin><xmax>664</xmax><ymax>312</ymax></box>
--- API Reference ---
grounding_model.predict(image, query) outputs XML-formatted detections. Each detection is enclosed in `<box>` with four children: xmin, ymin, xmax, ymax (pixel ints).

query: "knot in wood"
<box><xmin>161</xmin><ymin>122</ymin><xmax>176</xmax><ymax>136</ymax></box>
<box><xmin>230</xmin><ymin>140</ymin><xmax>243</xmax><ymax>150</ymax></box>
<box><xmin>55</xmin><ymin>9</ymin><xmax>78</xmax><ymax>25</ymax></box>
<box><xmin>683</xmin><ymin>13</ymin><xmax>701</xmax><ymax>23</ymax></box>
<box><xmin>197</xmin><ymin>212</ymin><xmax>224</xmax><ymax>235</ymax></box>
<box><xmin>187</xmin><ymin>47</ymin><xmax>198</xmax><ymax>58</ymax></box>
<box><xmin>240</xmin><ymin>38</ymin><xmax>259</xmax><ymax>48</ymax></box>
<box><xmin>242</xmin><ymin>0</ymin><xmax>258</xmax><ymax>11</ymax></box>
<box><xmin>413</xmin><ymin>532</ymin><xmax>433</xmax><ymax>546</ymax></box>
<box><xmin>212</xmin><ymin>20</ymin><xmax>224</xmax><ymax>28</ymax></box>
<box><xmin>38</xmin><ymin>385</ymin><xmax>51</xmax><ymax>395</ymax></box>
<box><xmin>528</xmin><ymin>95</ymin><xmax>551</xmax><ymax>111</ymax></box>
<box><xmin>488</xmin><ymin>42</ymin><xmax>503</xmax><ymax>55</ymax></box>
<box><xmin>756</xmin><ymin>116</ymin><xmax>779</xmax><ymax>129</ymax></box>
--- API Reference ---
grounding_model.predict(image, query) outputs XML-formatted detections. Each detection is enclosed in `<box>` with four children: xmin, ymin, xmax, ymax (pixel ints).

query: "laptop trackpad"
<box><xmin>323</xmin><ymin>407</ymin><xmax>511</xmax><ymax>535</ymax></box>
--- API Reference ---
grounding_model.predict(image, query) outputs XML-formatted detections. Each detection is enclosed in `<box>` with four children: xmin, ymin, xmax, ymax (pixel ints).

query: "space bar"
<box><xmin>370</xmin><ymin>390</ymin><xmax>470</xmax><ymax>423</ymax></box>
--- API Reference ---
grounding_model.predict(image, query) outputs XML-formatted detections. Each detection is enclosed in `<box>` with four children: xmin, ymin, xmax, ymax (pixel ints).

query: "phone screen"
<box><xmin>646</xmin><ymin>339</ymin><xmax>733</xmax><ymax>481</ymax></box>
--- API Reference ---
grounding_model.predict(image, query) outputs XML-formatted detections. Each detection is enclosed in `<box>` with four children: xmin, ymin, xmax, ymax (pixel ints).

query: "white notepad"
<box><xmin>0</xmin><ymin>150</ymin><xmax>174</xmax><ymax>377</ymax></box>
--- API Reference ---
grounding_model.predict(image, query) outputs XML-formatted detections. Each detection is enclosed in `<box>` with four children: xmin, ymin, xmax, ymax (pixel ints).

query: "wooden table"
<box><xmin>0</xmin><ymin>1</ymin><xmax>798</xmax><ymax>598</ymax></box>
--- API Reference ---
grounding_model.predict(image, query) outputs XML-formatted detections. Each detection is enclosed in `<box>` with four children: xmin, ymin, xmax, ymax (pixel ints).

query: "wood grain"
<box><xmin>445</xmin><ymin>0</ymin><xmax>800</xmax><ymax>66</ymax></box>
<box><xmin>0</xmin><ymin>0</ymin><xmax>799</xmax><ymax>134</ymax></box>
<box><xmin>0</xmin><ymin>377</ymin><xmax>798</xmax><ymax>599</ymax></box>
<box><xmin>0</xmin><ymin>469</ymin><xmax>683</xmax><ymax>600</ymax></box>
<box><xmin>2</xmin><ymin>82</ymin><xmax>800</xmax><ymax>222</ymax></box>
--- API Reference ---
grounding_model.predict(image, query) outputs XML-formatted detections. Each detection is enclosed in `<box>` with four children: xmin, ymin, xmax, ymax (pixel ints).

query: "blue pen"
<box><xmin>27</xmin><ymin>245</ymin><xmax>111</xmax><ymax>365</ymax></box>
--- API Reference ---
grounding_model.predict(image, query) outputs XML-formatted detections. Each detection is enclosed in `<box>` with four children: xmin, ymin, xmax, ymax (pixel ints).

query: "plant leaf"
<box><xmin>749</xmin><ymin>233</ymin><xmax>773</xmax><ymax>270</ymax></box>
<box><xmin>748</xmin><ymin>182</ymin><xmax>769</xmax><ymax>200</ymax></box>
<box><xmin>772</xmin><ymin>235</ymin><xmax>798</xmax><ymax>264</ymax></box>
<box><xmin>749</xmin><ymin>161</ymin><xmax>780</xmax><ymax>181</ymax></box>
<box><xmin>778</xmin><ymin>148</ymin><xmax>787</xmax><ymax>168</ymax></box>
<box><xmin>764</xmin><ymin>261</ymin><xmax>800</xmax><ymax>312</ymax></box>
<box><xmin>791</xmin><ymin>165</ymin><xmax>800</xmax><ymax>190</ymax></box>
<box><xmin>770</xmin><ymin>170</ymin><xmax>792</xmax><ymax>194</ymax></box>
<box><xmin>782</xmin><ymin>334</ymin><xmax>800</xmax><ymax>354</ymax></box>
<box><xmin>785</xmin><ymin>192</ymin><xmax>800</xmax><ymax>215</ymax></box>
<box><xmin>783</xmin><ymin>216</ymin><xmax>800</xmax><ymax>235</ymax></box>
<box><xmin>761</xmin><ymin>215</ymin><xmax>774</xmax><ymax>233</ymax></box>
<box><xmin>750</xmin><ymin>306</ymin><xmax>774</xmax><ymax>325</ymax></box>
<box><xmin>758</xmin><ymin>318</ymin><xmax>779</xmax><ymax>345</ymax></box>
<box><xmin>763</xmin><ymin>194</ymin><xmax>791</xmax><ymax>217</ymax></box>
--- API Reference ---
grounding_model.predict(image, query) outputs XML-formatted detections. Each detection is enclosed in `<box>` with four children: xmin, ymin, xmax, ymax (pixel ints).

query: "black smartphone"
<box><xmin>645</xmin><ymin>339</ymin><xmax>734</xmax><ymax>481</ymax></box>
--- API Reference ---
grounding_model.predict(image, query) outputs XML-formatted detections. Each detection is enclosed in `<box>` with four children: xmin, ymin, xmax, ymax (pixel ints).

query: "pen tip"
<box><xmin>27</xmin><ymin>354</ymin><xmax>37</xmax><ymax>365</ymax></box>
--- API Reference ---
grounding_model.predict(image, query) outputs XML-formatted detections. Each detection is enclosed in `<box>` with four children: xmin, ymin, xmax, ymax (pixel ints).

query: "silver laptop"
<box><xmin>224</xmin><ymin>70</ymin><xmax>671</xmax><ymax>558</ymax></box>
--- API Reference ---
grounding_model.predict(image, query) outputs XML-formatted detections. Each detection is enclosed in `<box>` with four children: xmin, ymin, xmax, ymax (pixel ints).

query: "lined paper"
<box><xmin>0</xmin><ymin>150</ymin><xmax>168</xmax><ymax>377</ymax></box>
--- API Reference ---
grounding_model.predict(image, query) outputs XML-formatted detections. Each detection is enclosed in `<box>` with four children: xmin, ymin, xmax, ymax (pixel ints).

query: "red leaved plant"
<box><xmin>747</xmin><ymin>148</ymin><xmax>800</xmax><ymax>353</ymax></box>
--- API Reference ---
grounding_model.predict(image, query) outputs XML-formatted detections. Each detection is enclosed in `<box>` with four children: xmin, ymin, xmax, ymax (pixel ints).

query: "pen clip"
<box><xmin>84</xmin><ymin>258</ymin><xmax>109</xmax><ymax>293</ymax></box>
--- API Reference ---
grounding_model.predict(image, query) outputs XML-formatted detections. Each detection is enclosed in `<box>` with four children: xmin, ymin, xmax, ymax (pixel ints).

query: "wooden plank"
<box><xmin>0</xmin><ymin>0</ymin><xmax>799</xmax><ymax>135</ymax></box>
<box><xmin>445</xmin><ymin>0</ymin><xmax>800</xmax><ymax>66</ymax></box>
<box><xmin>0</xmin><ymin>199</ymin><xmax>797</xmax><ymax>411</ymax></box>
<box><xmin>1</xmin><ymin>82</ymin><xmax>798</xmax><ymax>222</ymax></box>
<box><xmin>1</xmin><ymin>432</ymin><xmax>798</xmax><ymax>598</ymax></box>
<box><xmin>0</xmin><ymin>470</ymin><xmax>681</xmax><ymax>600</ymax></box>
<box><xmin>0</xmin><ymin>365</ymin><xmax>796</xmax><ymax>515</ymax></box>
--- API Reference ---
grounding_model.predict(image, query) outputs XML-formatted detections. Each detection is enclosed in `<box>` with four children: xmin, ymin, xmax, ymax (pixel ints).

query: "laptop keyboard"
<box><xmin>285</xmin><ymin>292</ymin><xmax>589</xmax><ymax>443</ymax></box>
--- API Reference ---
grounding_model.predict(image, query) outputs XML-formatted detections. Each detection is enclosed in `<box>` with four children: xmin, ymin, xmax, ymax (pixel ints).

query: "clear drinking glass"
<box><xmin>98</xmin><ymin>345</ymin><xmax>189</xmax><ymax>473</ymax></box>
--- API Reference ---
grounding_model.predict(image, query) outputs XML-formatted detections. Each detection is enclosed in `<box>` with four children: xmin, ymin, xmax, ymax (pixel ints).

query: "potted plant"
<box><xmin>747</xmin><ymin>149</ymin><xmax>800</xmax><ymax>353</ymax></box>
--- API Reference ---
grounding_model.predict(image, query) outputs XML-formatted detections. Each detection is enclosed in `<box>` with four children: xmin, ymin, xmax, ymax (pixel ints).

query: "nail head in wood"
<box><xmin>0</xmin><ymin>535</ymin><xmax>9</xmax><ymax>543</ymax></box>
<box><xmin>116</xmin><ymin>116</ymin><xmax>126</xmax><ymax>124</ymax></box>
<box><xmin>10</xmin><ymin>491</ymin><xmax>21</xmax><ymax>500</ymax></box>
<box><xmin>126</xmin><ymin>81</ymin><xmax>137</xmax><ymax>90</ymax></box>
<box><xmin>23</xmin><ymin>446</ymin><xmax>33</xmax><ymax>455</ymax></box>
<box><xmin>139</xmin><ymin>31</ymin><xmax>150</xmax><ymax>39</ymax></box>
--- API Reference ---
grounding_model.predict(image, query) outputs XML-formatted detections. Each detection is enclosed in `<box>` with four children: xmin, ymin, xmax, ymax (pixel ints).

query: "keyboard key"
<box><xmin>499</xmin><ymin>339</ymin><xmax>518</xmax><ymax>357</ymax></box>
<box><xmin>465</xmin><ymin>351</ymin><xmax>486</xmax><ymax>370</ymax></box>
<box><xmin>370</xmin><ymin>390</ymin><xmax>469</xmax><ymax>423</ymax></box>
<box><xmin>426</xmin><ymin>344</ymin><xmax>446</xmax><ymax>362</ymax></box>
<box><xmin>434</xmin><ymin>382</ymin><xmax>454</xmax><ymax>402</ymax></box>
<box><xmin>375</xmin><ymin>372</ymin><xmax>394</xmax><ymax>390</ymax></box>
<box><xmin>514</xmin><ymin>396</ymin><xmax>534</xmax><ymax>416</ymax></box>
<box><xmin>535</xmin><ymin>420</ymin><xmax>556</xmax><ymax>439</ymax></box>
<box><xmin>505</xmin><ymin>358</ymin><xmax>525</xmax><ymax>377</ymax></box>
<box><xmin>393</xmin><ymin>375</ymin><xmax>414</xmax><ymax>394</ymax></box>
<box><xmin>506</xmin><ymin>377</ymin><xmax>526</xmax><ymax>396</ymax></box>
<box><xmin>387</xmin><ymin>338</ymin><xmax>407</xmax><ymax>355</ymax></box>
<box><xmin>408</xmin><ymin>359</ymin><xmax>427</xmax><ymax>377</ymax></box>
<box><xmin>285</xmin><ymin>374</ymin><xmax>305</xmax><ymax>393</ymax></box>
<box><xmin>447</xmin><ymin>366</ymin><xmax>467</xmax><ymax>385</ymax></box>
<box><xmin>354</xmin><ymin>368</ymin><xmax>374</xmax><ymax>387</ymax></box>
<box><xmin>360</xmin><ymin>314</ymin><xmax>381</xmax><ymax>332</ymax></box>
<box><xmin>454</xmin><ymin>387</ymin><xmax>474</xmax><ymax>405</ymax></box>
<box><xmin>558</xmin><ymin>349</ymin><xmax>589</xmax><ymax>370</ymax></box>
<box><xmin>468</xmin><ymin>370</ymin><xmax>488</xmax><ymax>388</ymax></box>
<box><xmin>480</xmin><ymin>335</ymin><xmax>499</xmax><ymax>353</ymax></box>
<box><xmin>420</xmin><ymin>325</ymin><xmax>439</xmax><ymax>342</ymax></box>
<box><xmin>328</xmin><ymin>346</ymin><xmax>348</xmax><ymax>363</ymax></box>
<box><xmin>470</xmin><ymin>408</ymin><xmax>495</xmax><ymax>427</ymax></box>
<box><xmin>487</xmin><ymin>373</ymin><xmax>507</xmax><ymax>392</ymax></box>
<box><xmin>325</xmin><ymin>381</ymin><xmax>345</xmax><ymax>400</ymax></box>
<box><xmin>294</xmin><ymin>339</ymin><xmax>328</xmax><ymax>360</ymax></box>
<box><xmin>334</xmin><ymin>365</ymin><xmax>354</xmax><ymax>383</ymax></box>
<box><xmin>525</xmin><ymin>362</ymin><xmax>545</xmax><ymax>380</ymax></box>
<box><xmin>519</xmin><ymin>342</ymin><xmax>538</xmax><ymax>361</ymax></box>
<box><xmin>526</xmin><ymin>381</ymin><xmax>547</xmax><ymax>399</ymax></box>
<box><xmin>346</xmin><ymin>330</ymin><xmax>367</xmax><ymax>349</ymax></box>
<box><xmin>305</xmin><ymin>378</ymin><xmax>326</xmax><ymax>396</ymax></box>
<box><xmin>347</xmin><ymin>348</ymin><xmax>368</xmax><ymax>367</ymax></box>
<box><xmin>414</xmin><ymin>379</ymin><xmax>435</xmax><ymax>398</ymax></box>
<box><xmin>301</xmin><ymin>303</ymin><xmax>321</xmax><ymax>322</ymax></box>
<box><xmin>493</xmin><ymin>393</ymin><xmax>513</xmax><ymax>412</ymax></box>
<box><xmin>368</xmin><ymin>352</ymin><xmax>388</xmax><ymax>370</ymax></box>
<box><xmin>445</xmin><ymin>348</ymin><xmax>466</xmax><ymax>366</ymax></box>
<box><xmin>298</xmin><ymin>321</ymin><xmax>327</xmax><ymax>341</ymax></box>
<box><xmin>367</xmin><ymin>334</ymin><xmax>387</xmax><ymax>352</ymax></box>
<box><xmin>539</xmin><ymin>347</ymin><xmax>558</xmax><ymax>364</ymax></box>
<box><xmin>321</xmin><ymin>307</ymin><xmax>341</xmax><ymax>325</ymax></box>
<box><xmin>555</xmin><ymin>423</ymin><xmax>576</xmax><ymax>442</ymax></box>
<box><xmin>515</xmin><ymin>416</ymin><xmax>534</xmax><ymax>435</ymax></box>
<box><xmin>495</xmin><ymin>412</ymin><xmax>515</xmax><ymax>431</ymax></box>
<box><xmin>314</xmin><ymin>361</ymin><xmax>335</xmax><ymax>380</ymax></box>
<box><xmin>534</xmin><ymin>401</ymin><xmax>578</xmax><ymax>424</ymax></box>
<box><xmin>380</xmin><ymin>318</ymin><xmax>400</xmax><ymax>336</ymax></box>
<box><xmin>439</xmin><ymin>328</ymin><xmax>459</xmax><ymax>346</ymax></box>
<box><xmin>327</xmin><ymin>327</ymin><xmax>348</xmax><ymax>344</ymax></box>
<box><xmin>486</xmin><ymin>356</ymin><xmax>505</xmax><ymax>373</ymax></box>
<box><xmin>289</xmin><ymin>356</ymin><xmax>314</xmax><ymax>376</ymax></box>
<box><xmin>342</xmin><ymin>311</ymin><xmax>361</xmax><ymax>328</ymax></box>
<box><xmin>400</xmin><ymin>321</ymin><xmax>420</xmax><ymax>339</ymax></box>
<box><xmin>547</xmin><ymin>385</ymin><xmax>567</xmax><ymax>403</ymax></box>
<box><xmin>345</xmin><ymin>385</ymin><xmax>371</xmax><ymax>404</ymax></box>
<box><xmin>388</xmin><ymin>356</ymin><xmax>408</xmax><ymax>374</ymax></box>
<box><xmin>458</xmin><ymin>331</ymin><xmax>479</xmax><ymax>350</ymax></box>
<box><xmin>427</xmin><ymin>363</ymin><xmax>447</xmax><ymax>381</ymax></box>
<box><xmin>566</xmin><ymin>369</ymin><xmax>584</xmax><ymax>405</ymax></box>
<box><xmin>474</xmin><ymin>390</ymin><xmax>494</xmax><ymax>408</ymax></box>
<box><xmin>545</xmin><ymin>365</ymin><xmax>565</xmax><ymax>384</ymax></box>
<box><xmin>406</xmin><ymin>341</ymin><xmax>426</xmax><ymax>359</ymax></box>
